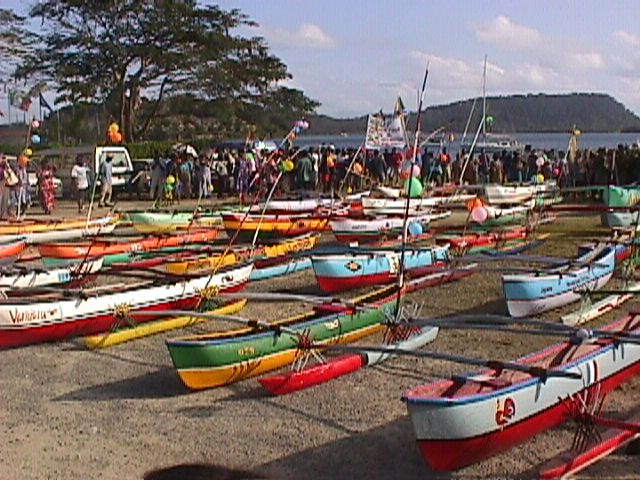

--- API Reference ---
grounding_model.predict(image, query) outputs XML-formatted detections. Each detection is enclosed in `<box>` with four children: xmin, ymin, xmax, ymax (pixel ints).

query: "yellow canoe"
<box><xmin>166</xmin><ymin>234</ymin><xmax>320</xmax><ymax>275</ymax></box>
<box><xmin>0</xmin><ymin>216</ymin><xmax>118</xmax><ymax>235</ymax></box>
<box><xmin>83</xmin><ymin>299</ymin><xmax>247</xmax><ymax>349</ymax></box>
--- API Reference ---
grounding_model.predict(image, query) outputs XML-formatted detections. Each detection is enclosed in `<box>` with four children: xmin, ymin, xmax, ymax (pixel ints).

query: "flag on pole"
<box><xmin>394</xmin><ymin>96</ymin><xmax>406</xmax><ymax>117</ymax></box>
<box><xmin>39</xmin><ymin>92</ymin><xmax>53</xmax><ymax>112</ymax></box>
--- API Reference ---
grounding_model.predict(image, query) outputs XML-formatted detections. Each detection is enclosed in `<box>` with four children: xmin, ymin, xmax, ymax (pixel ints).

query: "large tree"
<box><xmin>0</xmin><ymin>8</ymin><xmax>38</xmax><ymax>114</ymax></box>
<box><xmin>20</xmin><ymin>0</ymin><xmax>318</xmax><ymax>141</ymax></box>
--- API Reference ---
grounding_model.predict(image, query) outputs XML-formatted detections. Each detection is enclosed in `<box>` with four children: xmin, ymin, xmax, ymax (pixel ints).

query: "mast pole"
<box><xmin>482</xmin><ymin>54</ymin><xmax>487</xmax><ymax>142</ymax></box>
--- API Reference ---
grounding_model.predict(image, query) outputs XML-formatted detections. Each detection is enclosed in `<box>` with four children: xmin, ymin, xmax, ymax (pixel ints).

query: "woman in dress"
<box><xmin>38</xmin><ymin>160</ymin><xmax>56</xmax><ymax>214</ymax></box>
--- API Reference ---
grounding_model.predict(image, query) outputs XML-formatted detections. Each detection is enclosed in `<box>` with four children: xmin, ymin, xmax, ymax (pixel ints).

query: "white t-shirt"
<box><xmin>71</xmin><ymin>165</ymin><xmax>89</xmax><ymax>190</ymax></box>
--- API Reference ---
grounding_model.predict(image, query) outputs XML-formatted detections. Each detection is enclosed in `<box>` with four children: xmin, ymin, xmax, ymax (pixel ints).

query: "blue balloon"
<box><xmin>408</xmin><ymin>222</ymin><xmax>423</xmax><ymax>236</ymax></box>
<box><xmin>31</xmin><ymin>134</ymin><xmax>41</xmax><ymax>145</ymax></box>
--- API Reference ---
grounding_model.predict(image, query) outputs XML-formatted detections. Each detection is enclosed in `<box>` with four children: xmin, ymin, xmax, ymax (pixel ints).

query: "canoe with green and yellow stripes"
<box><xmin>165</xmin><ymin>285</ymin><xmax>401</xmax><ymax>390</ymax></box>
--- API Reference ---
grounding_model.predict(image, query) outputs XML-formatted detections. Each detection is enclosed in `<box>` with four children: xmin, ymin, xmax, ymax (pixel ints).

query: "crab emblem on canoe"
<box><xmin>495</xmin><ymin>397</ymin><xmax>516</xmax><ymax>430</ymax></box>
<box><xmin>344</xmin><ymin>261</ymin><xmax>362</xmax><ymax>272</ymax></box>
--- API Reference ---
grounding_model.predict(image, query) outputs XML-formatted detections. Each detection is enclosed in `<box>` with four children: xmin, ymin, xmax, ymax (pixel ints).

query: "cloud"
<box><xmin>259</xmin><ymin>23</ymin><xmax>337</xmax><ymax>49</ymax></box>
<box><xmin>567</xmin><ymin>51</ymin><xmax>605</xmax><ymax>71</ymax></box>
<box><xmin>612</xmin><ymin>30</ymin><xmax>640</xmax><ymax>48</ymax></box>
<box><xmin>473</xmin><ymin>16</ymin><xmax>542</xmax><ymax>50</ymax></box>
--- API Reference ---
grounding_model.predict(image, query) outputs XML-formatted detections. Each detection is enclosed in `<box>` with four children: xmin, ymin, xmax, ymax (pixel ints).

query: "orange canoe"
<box><xmin>37</xmin><ymin>228</ymin><xmax>221</xmax><ymax>260</ymax></box>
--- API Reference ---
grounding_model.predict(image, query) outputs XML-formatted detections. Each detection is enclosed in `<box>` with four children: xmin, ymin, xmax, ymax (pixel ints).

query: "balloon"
<box><xmin>404</xmin><ymin>177</ymin><xmax>423</xmax><ymax>198</ymax></box>
<box><xmin>108</xmin><ymin>123</ymin><xmax>119</xmax><ymax>134</ymax></box>
<box><xmin>574</xmin><ymin>129</ymin><xmax>582</xmax><ymax>136</ymax></box>
<box><xmin>31</xmin><ymin>134</ymin><xmax>41</xmax><ymax>145</ymax></box>
<box><xmin>167</xmin><ymin>175</ymin><xmax>176</xmax><ymax>185</ymax></box>
<box><xmin>284</xmin><ymin>160</ymin><xmax>294</xmax><ymax>172</ymax></box>
<box><xmin>408</xmin><ymin>222</ymin><xmax>423</xmax><ymax>236</ymax></box>
<box><xmin>471</xmin><ymin>206</ymin><xmax>488</xmax><ymax>224</ymax></box>
<box><xmin>347</xmin><ymin>187</ymin><xmax>353</xmax><ymax>194</ymax></box>
<box><xmin>412</xmin><ymin>164</ymin><xmax>421</xmax><ymax>178</ymax></box>
<box><xmin>114</xmin><ymin>132</ymin><xmax>123</xmax><ymax>143</ymax></box>
<box><xmin>31</xmin><ymin>120</ymin><xmax>40</xmax><ymax>129</ymax></box>
<box><xmin>24</xmin><ymin>148</ymin><xmax>33</xmax><ymax>157</ymax></box>
<box><xmin>354</xmin><ymin>163</ymin><xmax>364</xmax><ymax>175</ymax></box>
<box><xmin>552</xmin><ymin>168</ymin><xmax>560</xmax><ymax>177</ymax></box>
<box><xmin>486</xmin><ymin>115</ymin><xmax>495</xmax><ymax>125</ymax></box>
<box><xmin>536</xmin><ymin>157</ymin><xmax>545</xmax><ymax>167</ymax></box>
<box><xmin>18</xmin><ymin>155</ymin><xmax>28</xmax><ymax>167</ymax></box>
<box><xmin>537</xmin><ymin>174</ymin><xmax>545</xmax><ymax>183</ymax></box>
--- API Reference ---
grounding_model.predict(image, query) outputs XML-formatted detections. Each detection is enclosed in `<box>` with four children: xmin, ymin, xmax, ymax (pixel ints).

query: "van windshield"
<box><xmin>98</xmin><ymin>151</ymin><xmax>129</xmax><ymax>170</ymax></box>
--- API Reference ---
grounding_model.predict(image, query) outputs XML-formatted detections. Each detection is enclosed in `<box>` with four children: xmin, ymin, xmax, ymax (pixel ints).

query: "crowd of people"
<box><xmin>144</xmin><ymin>142</ymin><xmax>640</xmax><ymax>201</ymax></box>
<box><xmin>0</xmin><ymin>140</ymin><xmax>638</xmax><ymax>220</ymax></box>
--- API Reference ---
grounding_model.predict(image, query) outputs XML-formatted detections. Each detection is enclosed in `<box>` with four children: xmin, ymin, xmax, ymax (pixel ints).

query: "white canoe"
<box><xmin>484</xmin><ymin>182</ymin><xmax>556</xmax><ymax>205</ymax></box>
<box><xmin>362</xmin><ymin>194</ymin><xmax>476</xmax><ymax>215</ymax></box>
<box><xmin>0</xmin><ymin>257</ymin><xmax>104</xmax><ymax>290</ymax></box>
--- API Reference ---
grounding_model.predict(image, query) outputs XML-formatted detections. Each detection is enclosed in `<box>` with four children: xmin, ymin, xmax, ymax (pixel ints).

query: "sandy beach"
<box><xmin>1</xmin><ymin>200</ymin><xmax>639</xmax><ymax>480</ymax></box>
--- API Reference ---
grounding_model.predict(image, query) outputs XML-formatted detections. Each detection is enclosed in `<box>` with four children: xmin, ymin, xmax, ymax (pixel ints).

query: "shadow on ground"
<box><xmin>54</xmin><ymin>367</ymin><xmax>187</xmax><ymax>401</ymax></box>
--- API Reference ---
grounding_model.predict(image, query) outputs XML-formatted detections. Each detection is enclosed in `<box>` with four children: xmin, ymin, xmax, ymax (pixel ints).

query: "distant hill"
<box><xmin>308</xmin><ymin>93</ymin><xmax>640</xmax><ymax>135</ymax></box>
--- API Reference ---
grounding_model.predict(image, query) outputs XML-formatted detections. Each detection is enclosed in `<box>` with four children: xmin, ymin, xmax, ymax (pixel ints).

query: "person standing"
<box><xmin>38</xmin><ymin>160</ymin><xmax>56</xmax><ymax>214</ymax></box>
<box><xmin>98</xmin><ymin>155</ymin><xmax>114</xmax><ymax>207</ymax></box>
<box><xmin>0</xmin><ymin>155</ymin><xmax>9</xmax><ymax>220</ymax></box>
<box><xmin>71</xmin><ymin>157</ymin><xmax>90</xmax><ymax>213</ymax></box>
<box><xmin>16</xmin><ymin>155</ymin><xmax>30</xmax><ymax>214</ymax></box>
<box><xmin>199</xmin><ymin>154</ymin><xmax>212</xmax><ymax>199</ymax></box>
<box><xmin>150</xmin><ymin>155</ymin><xmax>166</xmax><ymax>201</ymax></box>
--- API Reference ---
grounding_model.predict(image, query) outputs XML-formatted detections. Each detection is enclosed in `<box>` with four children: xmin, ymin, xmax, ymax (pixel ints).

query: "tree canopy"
<box><xmin>18</xmin><ymin>0</ymin><xmax>318</xmax><ymax>142</ymax></box>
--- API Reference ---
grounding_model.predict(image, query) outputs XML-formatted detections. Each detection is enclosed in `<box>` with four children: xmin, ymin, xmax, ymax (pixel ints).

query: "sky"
<box><xmin>4</xmin><ymin>0</ymin><xmax>640</xmax><ymax>118</ymax></box>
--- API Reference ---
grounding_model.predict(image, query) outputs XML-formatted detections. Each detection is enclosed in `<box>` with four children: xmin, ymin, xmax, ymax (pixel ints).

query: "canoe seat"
<box><xmin>451</xmin><ymin>374</ymin><xmax>513</xmax><ymax>389</ymax></box>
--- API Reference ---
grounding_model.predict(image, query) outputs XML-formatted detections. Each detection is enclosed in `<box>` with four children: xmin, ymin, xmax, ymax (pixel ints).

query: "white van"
<box><xmin>94</xmin><ymin>146</ymin><xmax>135</xmax><ymax>188</ymax></box>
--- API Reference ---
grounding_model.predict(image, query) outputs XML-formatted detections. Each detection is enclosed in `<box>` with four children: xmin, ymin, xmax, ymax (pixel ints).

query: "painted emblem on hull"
<box><xmin>495</xmin><ymin>397</ymin><xmax>516</xmax><ymax>430</ymax></box>
<box><xmin>344</xmin><ymin>261</ymin><xmax>362</xmax><ymax>272</ymax></box>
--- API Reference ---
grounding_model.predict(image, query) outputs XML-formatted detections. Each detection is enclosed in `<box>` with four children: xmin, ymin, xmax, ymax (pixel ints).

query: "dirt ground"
<box><xmin>1</xmin><ymin>199</ymin><xmax>639</xmax><ymax>480</ymax></box>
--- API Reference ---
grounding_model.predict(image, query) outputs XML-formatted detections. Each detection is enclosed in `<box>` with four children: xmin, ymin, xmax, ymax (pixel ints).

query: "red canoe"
<box><xmin>436</xmin><ymin>227</ymin><xmax>528</xmax><ymax>254</ymax></box>
<box><xmin>0</xmin><ymin>238</ymin><xmax>28</xmax><ymax>261</ymax></box>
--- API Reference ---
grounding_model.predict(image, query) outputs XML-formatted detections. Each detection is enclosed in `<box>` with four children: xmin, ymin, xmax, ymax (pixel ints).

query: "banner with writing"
<box><xmin>364</xmin><ymin>114</ymin><xmax>406</xmax><ymax>150</ymax></box>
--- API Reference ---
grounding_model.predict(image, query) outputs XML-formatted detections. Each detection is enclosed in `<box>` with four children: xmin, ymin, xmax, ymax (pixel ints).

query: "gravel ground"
<box><xmin>1</xmin><ymin>200</ymin><xmax>639</xmax><ymax>480</ymax></box>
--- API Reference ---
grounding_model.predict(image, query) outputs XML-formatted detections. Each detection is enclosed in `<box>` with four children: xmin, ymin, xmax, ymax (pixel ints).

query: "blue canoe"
<box><xmin>502</xmin><ymin>245</ymin><xmax>616</xmax><ymax>318</ymax></box>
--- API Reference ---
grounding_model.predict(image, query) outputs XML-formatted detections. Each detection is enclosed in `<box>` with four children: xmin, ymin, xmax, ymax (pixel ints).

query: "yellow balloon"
<box><xmin>574</xmin><ymin>129</ymin><xmax>581</xmax><ymax>136</ymax></box>
<box><xmin>284</xmin><ymin>160</ymin><xmax>294</xmax><ymax>172</ymax></box>
<box><xmin>167</xmin><ymin>175</ymin><xmax>176</xmax><ymax>185</ymax></box>
<box><xmin>24</xmin><ymin>148</ymin><xmax>33</xmax><ymax>157</ymax></box>
<box><xmin>537</xmin><ymin>174</ymin><xmax>544</xmax><ymax>183</ymax></box>
<box><xmin>108</xmin><ymin>123</ymin><xmax>119</xmax><ymax>134</ymax></box>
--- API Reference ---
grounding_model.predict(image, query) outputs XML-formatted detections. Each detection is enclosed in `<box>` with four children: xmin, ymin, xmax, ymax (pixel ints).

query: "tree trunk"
<box><xmin>136</xmin><ymin>76</ymin><xmax>169</xmax><ymax>139</ymax></box>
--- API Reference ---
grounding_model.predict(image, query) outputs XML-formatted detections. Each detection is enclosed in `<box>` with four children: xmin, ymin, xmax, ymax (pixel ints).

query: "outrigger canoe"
<box><xmin>127</xmin><ymin>211</ymin><xmax>221</xmax><ymax>234</ymax></box>
<box><xmin>165</xmin><ymin>234</ymin><xmax>320</xmax><ymax>275</ymax></box>
<box><xmin>601</xmin><ymin>185</ymin><xmax>640</xmax><ymax>229</ymax></box>
<box><xmin>221</xmin><ymin>212</ymin><xmax>330</xmax><ymax>242</ymax></box>
<box><xmin>0</xmin><ymin>263</ymin><xmax>252</xmax><ymax>348</ymax></box>
<box><xmin>311</xmin><ymin>245</ymin><xmax>451</xmax><ymax>293</ymax></box>
<box><xmin>436</xmin><ymin>227</ymin><xmax>529</xmax><ymax>255</ymax></box>
<box><xmin>483</xmin><ymin>182</ymin><xmax>558</xmax><ymax>205</ymax></box>
<box><xmin>330</xmin><ymin>212</ymin><xmax>450</xmax><ymax>244</ymax></box>
<box><xmin>502</xmin><ymin>245</ymin><xmax>615</xmax><ymax>317</ymax></box>
<box><xmin>404</xmin><ymin>311</ymin><xmax>640</xmax><ymax>472</ymax></box>
<box><xmin>37</xmin><ymin>228</ymin><xmax>220</xmax><ymax>263</ymax></box>
<box><xmin>0</xmin><ymin>237</ymin><xmax>28</xmax><ymax>261</ymax></box>
<box><xmin>0</xmin><ymin>216</ymin><xmax>118</xmax><ymax>244</ymax></box>
<box><xmin>0</xmin><ymin>257</ymin><xmax>103</xmax><ymax>290</ymax></box>
<box><xmin>165</xmin><ymin>284</ymin><xmax>403</xmax><ymax>390</ymax></box>
<box><xmin>260</xmin><ymin>323</ymin><xmax>439</xmax><ymax>396</ymax></box>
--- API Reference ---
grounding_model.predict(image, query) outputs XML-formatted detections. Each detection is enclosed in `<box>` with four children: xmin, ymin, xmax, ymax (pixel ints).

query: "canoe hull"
<box><xmin>412</xmin><ymin>356</ymin><xmax>640</xmax><ymax>472</ymax></box>
<box><xmin>503</xmin><ymin>247</ymin><xmax>615</xmax><ymax>317</ymax></box>
<box><xmin>405</xmin><ymin>311</ymin><xmax>640</xmax><ymax>472</ymax></box>
<box><xmin>0</xmin><ymin>264</ymin><xmax>252</xmax><ymax>348</ymax></box>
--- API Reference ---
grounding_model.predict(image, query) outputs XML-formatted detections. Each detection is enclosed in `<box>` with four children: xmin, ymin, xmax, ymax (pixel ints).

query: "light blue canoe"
<box><xmin>502</xmin><ymin>245</ymin><xmax>616</xmax><ymax>318</ymax></box>
<box><xmin>312</xmin><ymin>245</ymin><xmax>450</xmax><ymax>293</ymax></box>
<box><xmin>250</xmin><ymin>257</ymin><xmax>312</xmax><ymax>282</ymax></box>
